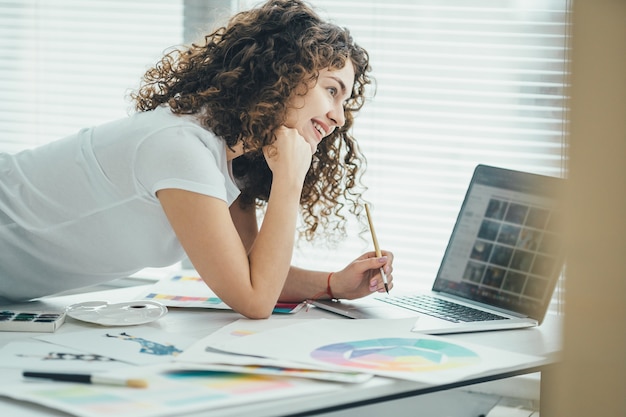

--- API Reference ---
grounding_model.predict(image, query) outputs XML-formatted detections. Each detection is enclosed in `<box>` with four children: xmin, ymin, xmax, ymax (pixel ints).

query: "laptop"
<box><xmin>312</xmin><ymin>164</ymin><xmax>565</xmax><ymax>334</ymax></box>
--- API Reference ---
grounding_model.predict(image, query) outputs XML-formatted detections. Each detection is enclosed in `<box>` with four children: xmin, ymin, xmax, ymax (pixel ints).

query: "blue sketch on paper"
<box><xmin>105</xmin><ymin>332</ymin><xmax>183</xmax><ymax>356</ymax></box>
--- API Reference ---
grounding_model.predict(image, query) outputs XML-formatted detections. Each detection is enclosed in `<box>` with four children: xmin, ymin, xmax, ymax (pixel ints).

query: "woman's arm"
<box><xmin>228</xmin><ymin>196</ymin><xmax>258</xmax><ymax>254</ymax></box>
<box><xmin>228</xmin><ymin>196</ymin><xmax>395</xmax><ymax>303</ymax></box>
<box><xmin>157</xmin><ymin>184</ymin><xmax>298</xmax><ymax>318</ymax></box>
<box><xmin>157</xmin><ymin>127</ymin><xmax>312</xmax><ymax>319</ymax></box>
<box><xmin>279</xmin><ymin>253</ymin><xmax>394</xmax><ymax>302</ymax></box>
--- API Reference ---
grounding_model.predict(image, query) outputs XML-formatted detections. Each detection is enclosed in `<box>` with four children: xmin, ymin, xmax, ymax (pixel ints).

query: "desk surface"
<box><xmin>0</xmin><ymin>283</ymin><xmax>561</xmax><ymax>417</ymax></box>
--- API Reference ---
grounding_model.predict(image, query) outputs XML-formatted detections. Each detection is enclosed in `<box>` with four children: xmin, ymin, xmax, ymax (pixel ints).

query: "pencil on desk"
<box><xmin>22</xmin><ymin>371</ymin><xmax>148</xmax><ymax>388</ymax></box>
<box><xmin>364</xmin><ymin>204</ymin><xmax>389</xmax><ymax>294</ymax></box>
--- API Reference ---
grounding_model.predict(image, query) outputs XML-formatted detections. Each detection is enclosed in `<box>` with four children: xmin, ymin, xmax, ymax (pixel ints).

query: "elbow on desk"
<box><xmin>228</xmin><ymin>297</ymin><xmax>276</xmax><ymax>320</ymax></box>
<box><xmin>237</xmin><ymin>308</ymin><xmax>273</xmax><ymax>320</ymax></box>
<box><xmin>193</xmin><ymin>270</ymin><xmax>278</xmax><ymax>319</ymax></box>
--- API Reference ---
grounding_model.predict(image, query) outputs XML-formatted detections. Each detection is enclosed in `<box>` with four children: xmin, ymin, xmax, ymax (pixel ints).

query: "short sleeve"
<box><xmin>134</xmin><ymin>125</ymin><xmax>238</xmax><ymax>203</ymax></box>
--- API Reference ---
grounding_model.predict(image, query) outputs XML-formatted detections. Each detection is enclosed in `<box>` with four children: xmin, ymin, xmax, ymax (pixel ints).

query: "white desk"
<box><xmin>0</xmin><ymin>283</ymin><xmax>561</xmax><ymax>417</ymax></box>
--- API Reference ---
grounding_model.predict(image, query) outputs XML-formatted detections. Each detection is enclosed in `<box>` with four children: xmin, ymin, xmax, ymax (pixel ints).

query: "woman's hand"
<box><xmin>263</xmin><ymin>126</ymin><xmax>313</xmax><ymax>186</ymax></box>
<box><xmin>331</xmin><ymin>250</ymin><xmax>395</xmax><ymax>300</ymax></box>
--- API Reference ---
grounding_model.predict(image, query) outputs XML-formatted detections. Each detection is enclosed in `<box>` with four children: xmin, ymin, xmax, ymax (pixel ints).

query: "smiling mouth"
<box><xmin>312</xmin><ymin>121</ymin><xmax>326</xmax><ymax>139</ymax></box>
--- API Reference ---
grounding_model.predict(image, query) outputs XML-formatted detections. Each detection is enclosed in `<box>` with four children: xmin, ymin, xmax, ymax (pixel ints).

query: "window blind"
<box><xmin>0</xmin><ymin>0</ymin><xmax>570</xmax><ymax>310</ymax></box>
<box><xmin>271</xmin><ymin>1</ymin><xmax>571</xmax><ymax>303</ymax></box>
<box><xmin>0</xmin><ymin>0</ymin><xmax>184</xmax><ymax>154</ymax></box>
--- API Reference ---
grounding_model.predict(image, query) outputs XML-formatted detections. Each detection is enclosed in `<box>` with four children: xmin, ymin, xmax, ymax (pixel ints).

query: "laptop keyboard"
<box><xmin>375</xmin><ymin>294</ymin><xmax>508</xmax><ymax>323</ymax></box>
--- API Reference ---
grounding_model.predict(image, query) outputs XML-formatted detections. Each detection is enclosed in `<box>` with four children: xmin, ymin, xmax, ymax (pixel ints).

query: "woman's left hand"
<box><xmin>330</xmin><ymin>250</ymin><xmax>394</xmax><ymax>299</ymax></box>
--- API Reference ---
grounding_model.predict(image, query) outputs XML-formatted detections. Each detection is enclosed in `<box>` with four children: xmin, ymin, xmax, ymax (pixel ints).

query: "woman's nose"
<box><xmin>329</xmin><ymin>103</ymin><xmax>346</xmax><ymax>128</ymax></box>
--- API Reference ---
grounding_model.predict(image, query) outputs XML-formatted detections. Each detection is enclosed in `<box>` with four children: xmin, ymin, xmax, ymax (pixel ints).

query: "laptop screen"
<box><xmin>432</xmin><ymin>165</ymin><xmax>564</xmax><ymax>321</ymax></box>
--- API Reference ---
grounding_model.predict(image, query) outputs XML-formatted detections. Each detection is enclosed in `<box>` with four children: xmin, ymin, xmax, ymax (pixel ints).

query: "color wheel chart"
<box><xmin>310</xmin><ymin>337</ymin><xmax>481</xmax><ymax>372</ymax></box>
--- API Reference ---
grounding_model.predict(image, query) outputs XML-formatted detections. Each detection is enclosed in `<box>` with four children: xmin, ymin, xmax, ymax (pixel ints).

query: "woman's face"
<box><xmin>284</xmin><ymin>61</ymin><xmax>355</xmax><ymax>152</ymax></box>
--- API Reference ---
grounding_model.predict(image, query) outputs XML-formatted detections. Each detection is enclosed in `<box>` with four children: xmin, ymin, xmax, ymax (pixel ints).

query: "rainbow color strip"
<box><xmin>170</xmin><ymin>275</ymin><xmax>203</xmax><ymax>282</ymax></box>
<box><xmin>143</xmin><ymin>293</ymin><xmax>223</xmax><ymax>305</ymax></box>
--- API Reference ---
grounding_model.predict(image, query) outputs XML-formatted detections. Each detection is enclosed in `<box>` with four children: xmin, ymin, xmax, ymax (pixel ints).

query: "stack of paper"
<box><xmin>176</xmin><ymin>317</ymin><xmax>544</xmax><ymax>385</ymax></box>
<box><xmin>0</xmin><ymin>309</ymin><xmax>544</xmax><ymax>417</ymax></box>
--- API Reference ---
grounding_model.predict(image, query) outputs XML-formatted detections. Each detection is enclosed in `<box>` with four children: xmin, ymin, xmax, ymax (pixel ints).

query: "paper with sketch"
<box><xmin>0</xmin><ymin>362</ymin><xmax>337</xmax><ymax>417</ymax></box>
<box><xmin>0</xmin><ymin>341</ymin><xmax>131</xmax><ymax>372</ymax></box>
<box><xmin>209</xmin><ymin>318</ymin><xmax>544</xmax><ymax>384</ymax></box>
<box><xmin>177</xmin><ymin>318</ymin><xmax>312</xmax><ymax>365</ymax></box>
<box><xmin>176</xmin><ymin>318</ymin><xmax>371</xmax><ymax>383</ymax></box>
<box><xmin>36</xmin><ymin>327</ymin><xmax>196</xmax><ymax>365</ymax></box>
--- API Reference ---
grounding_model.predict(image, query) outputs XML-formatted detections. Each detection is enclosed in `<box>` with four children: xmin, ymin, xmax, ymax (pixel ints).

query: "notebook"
<box><xmin>312</xmin><ymin>164</ymin><xmax>564</xmax><ymax>334</ymax></box>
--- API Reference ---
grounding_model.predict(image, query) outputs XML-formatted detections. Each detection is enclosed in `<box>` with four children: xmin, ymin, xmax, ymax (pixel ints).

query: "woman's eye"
<box><xmin>328</xmin><ymin>87</ymin><xmax>337</xmax><ymax>96</ymax></box>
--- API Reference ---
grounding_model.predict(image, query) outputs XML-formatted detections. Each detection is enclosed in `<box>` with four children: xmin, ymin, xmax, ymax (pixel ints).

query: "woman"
<box><xmin>0</xmin><ymin>0</ymin><xmax>393</xmax><ymax>318</ymax></box>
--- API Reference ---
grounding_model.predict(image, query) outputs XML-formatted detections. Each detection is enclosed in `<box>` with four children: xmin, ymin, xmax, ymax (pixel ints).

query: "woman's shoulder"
<box><xmin>91</xmin><ymin>106</ymin><xmax>226</xmax><ymax>172</ymax></box>
<box><xmin>139</xmin><ymin>106</ymin><xmax>221</xmax><ymax>147</ymax></box>
<box><xmin>129</xmin><ymin>108</ymin><xmax>227</xmax><ymax>169</ymax></box>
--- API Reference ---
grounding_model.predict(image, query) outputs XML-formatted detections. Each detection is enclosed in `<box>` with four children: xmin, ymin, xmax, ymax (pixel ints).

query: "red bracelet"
<box><xmin>308</xmin><ymin>272</ymin><xmax>337</xmax><ymax>302</ymax></box>
<box><xmin>326</xmin><ymin>272</ymin><xmax>335</xmax><ymax>299</ymax></box>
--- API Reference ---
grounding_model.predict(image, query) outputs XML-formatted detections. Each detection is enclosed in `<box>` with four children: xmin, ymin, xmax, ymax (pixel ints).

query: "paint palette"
<box><xmin>0</xmin><ymin>310</ymin><xmax>66</xmax><ymax>332</ymax></box>
<box><xmin>65</xmin><ymin>300</ymin><xmax>168</xmax><ymax>326</ymax></box>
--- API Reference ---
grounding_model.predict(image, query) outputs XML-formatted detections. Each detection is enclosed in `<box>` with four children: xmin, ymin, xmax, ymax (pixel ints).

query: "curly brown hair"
<box><xmin>131</xmin><ymin>0</ymin><xmax>372</xmax><ymax>242</ymax></box>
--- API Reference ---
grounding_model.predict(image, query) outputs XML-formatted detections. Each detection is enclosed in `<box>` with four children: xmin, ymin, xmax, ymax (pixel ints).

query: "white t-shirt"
<box><xmin>0</xmin><ymin>106</ymin><xmax>240</xmax><ymax>302</ymax></box>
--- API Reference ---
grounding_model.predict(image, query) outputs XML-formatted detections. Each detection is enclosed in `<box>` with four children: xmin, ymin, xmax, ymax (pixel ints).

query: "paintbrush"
<box><xmin>364</xmin><ymin>204</ymin><xmax>389</xmax><ymax>294</ymax></box>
